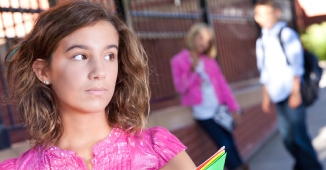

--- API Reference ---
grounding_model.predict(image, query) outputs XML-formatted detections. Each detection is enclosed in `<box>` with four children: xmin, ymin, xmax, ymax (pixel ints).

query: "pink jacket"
<box><xmin>0</xmin><ymin>127</ymin><xmax>186</xmax><ymax>170</ymax></box>
<box><xmin>170</xmin><ymin>49</ymin><xmax>239</xmax><ymax>112</ymax></box>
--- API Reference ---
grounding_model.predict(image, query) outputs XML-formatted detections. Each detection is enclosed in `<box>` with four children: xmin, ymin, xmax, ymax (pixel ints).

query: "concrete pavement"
<box><xmin>249</xmin><ymin>84</ymin><xmax>326</xmax><ymax>169</ymax></box>
<box><xmin>0</xmin><ymin>141</ymin><xmax>29</xmax><ymax>162</ymax></box>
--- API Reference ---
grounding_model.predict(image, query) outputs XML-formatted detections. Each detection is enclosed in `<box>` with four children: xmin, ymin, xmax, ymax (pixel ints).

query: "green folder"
<box><xmin>196</xmin><ymin>147</ymin><xmax>227</xmax><ymax>170</ymax></box>
<box><xmin>203</xmin><ymin>152</ymin><xmax>227</xmax><ymax>170</ymax></box>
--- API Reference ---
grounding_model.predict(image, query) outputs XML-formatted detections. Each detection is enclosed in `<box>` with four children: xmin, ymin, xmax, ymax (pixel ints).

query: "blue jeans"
<box><xmin>276</xmin><ymin>98</ymin><xmax>322</xmax><ymax>170</ymax></box>
<box><xmin>197</xmin><ymin>119</ymin><xmax>243</xmax><ymax>170</ymax></box>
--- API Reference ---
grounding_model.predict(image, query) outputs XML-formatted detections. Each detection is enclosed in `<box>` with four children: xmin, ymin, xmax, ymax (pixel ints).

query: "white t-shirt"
<box><xmin>192</xmin><ymin>60</ymin><xmax>219</xmax><ymax>120</ymax></box>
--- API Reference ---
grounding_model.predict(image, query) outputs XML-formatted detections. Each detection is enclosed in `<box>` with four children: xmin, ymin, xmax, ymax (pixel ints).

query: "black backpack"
<box><xmin>260</xmin><ymin>27</ymin><xmax>322</xmax><ymax>106</ymax></box>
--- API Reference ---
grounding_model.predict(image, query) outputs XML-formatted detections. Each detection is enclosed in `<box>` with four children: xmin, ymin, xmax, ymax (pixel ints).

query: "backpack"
<box><xmin>259</xmin><ymin>27</ymin><xmax>322</xmax><ymax>106</ymax></box>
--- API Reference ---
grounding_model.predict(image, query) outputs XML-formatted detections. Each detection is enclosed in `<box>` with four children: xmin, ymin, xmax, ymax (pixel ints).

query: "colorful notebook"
<box><xmin>196</xmin><ymin>146</ymin><xmax>227</xmax><ymax>170</ymax></box>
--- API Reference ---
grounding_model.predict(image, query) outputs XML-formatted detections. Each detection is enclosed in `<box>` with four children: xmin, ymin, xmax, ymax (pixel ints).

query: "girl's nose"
<box><xmin>88</xmin><ymin>57</ymin><xmax>106</xmax><ymax>80</ymax></box>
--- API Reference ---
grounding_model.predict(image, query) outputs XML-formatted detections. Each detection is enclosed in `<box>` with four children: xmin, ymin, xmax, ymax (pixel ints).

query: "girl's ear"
<box><xmin>32</xmin><ymin>59</ymin><xmax>51</xmax><ymax>85</ymax></box>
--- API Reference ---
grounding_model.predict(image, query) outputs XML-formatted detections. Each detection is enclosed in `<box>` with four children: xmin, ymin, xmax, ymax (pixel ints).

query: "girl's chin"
<box><xmin>77</xmin><ymin>105</ymin><xmax>109</xmax><ymax>114</ymax></box>
<box><xmin>79</xmin><ymin>110</ymin><xmax>107</xmax><ymax>115</ymax></box>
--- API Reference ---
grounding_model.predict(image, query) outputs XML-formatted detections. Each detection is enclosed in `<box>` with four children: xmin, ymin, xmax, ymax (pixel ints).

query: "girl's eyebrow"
<box><xmin>65</xmin><ymin>44</ymin><xmax>119</xmax><ymax>53</ymax></box>
<box><xmin>65</xmin><ymin>45</ymin><xmax>87</xmax><ymax>53</ymax></box>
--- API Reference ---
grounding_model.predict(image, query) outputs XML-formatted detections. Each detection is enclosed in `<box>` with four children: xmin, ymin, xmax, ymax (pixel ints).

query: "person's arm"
<box><xmin>289</xmin><ymin>76</ymin><xmax>302</xmax><ymax>108</ymax></box>
<box><xmin>256</xmin><ymin>38</ymin><xmax>269</xmax><ymax>85</ymax></box>
<box><xmin>256</xmin><ymin>37</ymin><xmax>264</xmax><ymax>72</ymax></box>
<box><xmin>170</xmin><ymin>56</ymin><xmax>200</xmax><ymax>94</ymax></box>
<box><xmin>282</xmin><ymin>28</ymin><xmax>304</xmax><ymax>77</ymax></box>
<box><xmin>0</xmin><ymin>159</ymin><xmax>16</xmax><ymax>170</ymax></box>
<box><xmin>149</xmin><ymin>127</ymin><xmax>195</xmax><ymax>170</ymax></box>
<box><xmin>160</xmin><ymin>151</ymin><xmax>196</xmax><ymax>170</ymax></box>
<box><xmin>256</xmin><ymin>36</ymin><xmax>272</xmax><ymax>113</ymax></box>
<box><xmin>262</xmin><ymin>85</ymin><xmax>271</xmax><ymax>113</ymax></box>
<box><xmin>282</xmin><ymin>28</ymin><xmax>304</xmax><ymax>108</ymax></box>
<box><xmin>213</xmin><ymin>61</ymin><xmax>239</xmax><ymax>112</ymax></box>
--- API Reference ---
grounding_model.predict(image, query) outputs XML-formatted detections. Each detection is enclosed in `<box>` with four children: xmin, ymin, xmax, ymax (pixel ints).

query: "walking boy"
<box><xmin>254</xmin><ymin>0</ymin><xmax>322</xmax><ymax>169</ymax></box>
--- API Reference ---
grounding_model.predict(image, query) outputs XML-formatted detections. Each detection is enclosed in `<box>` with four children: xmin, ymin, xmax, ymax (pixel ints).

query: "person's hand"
<box><xmin>262</xmin><ymin>97</ymin><xmax>271</xmax><ymax>113</ymax></box>
<box><xmin>232</xmin><ymin>112</ymin><xmax>242</xmax><ymax>124</ymax></box>
<box><xmin>288</xmin><ymin>91</ymin><xmax>302</xmax><ymax>109</ymax></box>
<box><xmin>288</xmin><ymin>76</ymin><xmax>302</xmax><ymax>109</ymax></box>
<box><xmin>190</xmin><ymin>52</ymin><xmax>199</xmax><ymax>72</ymax></box>
<box><xmin>191</xmin><ymin>57</ymin><xmax>199</xmax><ymax>72</ymax></box>
<box><xmin>262</xmin><ymin>85</ymin><xmax>271</xmax><ymax>113</ymax></box>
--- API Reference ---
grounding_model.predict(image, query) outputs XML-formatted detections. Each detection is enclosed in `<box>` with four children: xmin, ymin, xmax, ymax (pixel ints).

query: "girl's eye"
<box><xmin>104</xmin><ymin>54</ymin><xmax>115</xmax><ymax>61</ymax></box>
<box><xmin>73</xmin><ymin>54</ymin><xmax>87</xmax><ymax>60</ymax></box>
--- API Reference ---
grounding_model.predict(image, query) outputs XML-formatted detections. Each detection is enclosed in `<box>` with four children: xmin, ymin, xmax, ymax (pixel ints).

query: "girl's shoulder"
<box><xmin>200</xmin><ymin>54</ymin><xmax>216</xmax><ymax>62</ymax></box>
<box><xmin>142</xmin><ymin>126</ymin><xmax>185</xmax><ymax>147</ymax></box>
<box><xmin>130</xmin><ymin>126</ymin><xmax>187</xmax><ymax>167</ymax></box>
<box><xmin>171</xmin><ymin>49</ymin><xmax>191</xmax><ymax>62</ymax></box>
<box><xmin>0</xmin><ymin>158</ymin><xmax>16</xmax><ymax>170</ymax></box>
<box><xmin>131</xmin><ymin>126</ymin><xmax>186</xmax><ymax>150</ymax></box>
<box><xmin>0</xmin><ymin>147</ymin><xmax>37</xmax><ymax>170</ymax></box>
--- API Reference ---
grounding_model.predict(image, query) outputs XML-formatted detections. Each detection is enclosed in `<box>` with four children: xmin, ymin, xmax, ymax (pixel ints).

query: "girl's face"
<box><xmin>194</xmin><ymin>28</ymin><xmax>212</xmax><ymax>54</ymax></box>
<box><xmin>47</xmin><ymin>21</ymin><xmax>119</xmax><ymax>114</ymax></box>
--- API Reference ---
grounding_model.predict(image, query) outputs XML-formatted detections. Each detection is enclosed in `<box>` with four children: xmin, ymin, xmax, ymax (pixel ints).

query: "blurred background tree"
<box><xmin>301</xmin><ymin>22</ymin><xmax>326</xmax><ymax>61</ymax></box>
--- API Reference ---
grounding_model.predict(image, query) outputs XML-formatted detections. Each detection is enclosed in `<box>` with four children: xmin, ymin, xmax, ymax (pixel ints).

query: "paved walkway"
<box><xmin>0</xmin><ymin>141</ymin><xmax>29</xmax><ymax>162</ymax></box>
<box><xmin>249</xmin><ymin>80</ymin><xmax>326</xmax><ymax>169</ymax></box>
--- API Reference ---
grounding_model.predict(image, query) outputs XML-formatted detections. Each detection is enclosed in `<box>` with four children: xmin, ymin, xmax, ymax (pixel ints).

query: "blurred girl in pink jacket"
<box><xmin>170</xmin><ymin>23</ymin><xmax>248</xmax><ymax>170</ymax></box>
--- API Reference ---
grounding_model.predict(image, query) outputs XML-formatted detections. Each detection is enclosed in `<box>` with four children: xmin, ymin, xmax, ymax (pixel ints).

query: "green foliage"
<box><xmin>301</xmin><ymin>22</ymin><xmax>326</xmax><ymax>61</ymax></box>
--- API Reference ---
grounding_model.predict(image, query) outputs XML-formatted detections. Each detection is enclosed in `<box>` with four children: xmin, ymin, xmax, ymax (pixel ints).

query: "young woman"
<box><xmin>0</xmin><ymin>1</ymin><xmax>195</xmax><ymax>170</ymax></box>
<box><xmin>170</xmin><ymin>23</ymin><xmax>248</xmax><ymax>170</ymax></box>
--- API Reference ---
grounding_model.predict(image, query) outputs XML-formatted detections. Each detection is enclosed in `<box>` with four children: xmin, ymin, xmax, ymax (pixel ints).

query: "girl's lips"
<box><xmin>86</xmin><ymin>87</ymin><xmax>107</xmax><ymax>96</ymax></box>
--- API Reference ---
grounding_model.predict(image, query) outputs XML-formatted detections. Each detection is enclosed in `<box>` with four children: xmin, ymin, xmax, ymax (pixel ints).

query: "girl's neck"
<box><xmin>190</xmin><ymin>50</ymin><xmax>200</xmax><ymax>58</ymax></box>
<box><xmin>56</xmin><ymin>109</ymin><xmax>112</xmax><ymax>169</ymax></box>
<box><xmin>57</xmin><ymin>110</ymin><xmax>111</xmax><ymax>149</ymax></box>
<box><xmin>190</xmin><ymin>49</ymin><xmax>200</xmax><ymax>54</ymax></box>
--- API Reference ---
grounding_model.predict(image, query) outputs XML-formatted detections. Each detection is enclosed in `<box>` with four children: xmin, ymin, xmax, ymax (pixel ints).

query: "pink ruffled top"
<box><xmin>0</xmin><ymin>126</ymin><xmax>186</xmax><ymax>170</ymax></box>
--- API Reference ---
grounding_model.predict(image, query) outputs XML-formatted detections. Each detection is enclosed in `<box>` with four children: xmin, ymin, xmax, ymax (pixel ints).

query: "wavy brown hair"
<box><xmin>5</xmin><ymin>1</ymin><xmax>150</xmax><ymax>146</ymax></box>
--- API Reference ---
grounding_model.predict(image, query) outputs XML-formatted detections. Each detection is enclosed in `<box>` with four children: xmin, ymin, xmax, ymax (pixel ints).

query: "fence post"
<box><xmin>115</xmin><ymin>0</ymin><xmax>133</xmax><ymax>30</ymax></box>
<box><xmin>199</xmin><ymin>0</ymin><xmax>220</xmax><ymax>61</ymax></box>
<box><xmin>47</xmin><ymin>0</ymin><xmax>57</xmax><ymax>7</ymax></box>
<box><xmin>290</xmin><ymin>0</ymin><xmax>298</xmax><ymax>32</ymax></box>
<box><xmin>0</xmin><ymin>112</ymin><xmax>10</xmax><ymax>150</ymax></box>
<box><xmin>199</xmin><ymin>0</ymin><xmax>212</xmax><ymax>25</ymax></box>
<box><xmin>0</xmin><ymin>41</ymin><xmax>11</xmax><ymax>150</ymax></box>
<box><xmin>252</xmin><ymin>0</ymin><xmax>261</xmax><ymax>36</ymax></box>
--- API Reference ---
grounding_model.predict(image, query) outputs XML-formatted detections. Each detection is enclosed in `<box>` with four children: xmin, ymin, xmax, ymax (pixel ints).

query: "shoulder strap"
<box><xmin>278</xmin><ymin>27</ymin><xmax>290</xmax><ymax>65</ymax></box>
